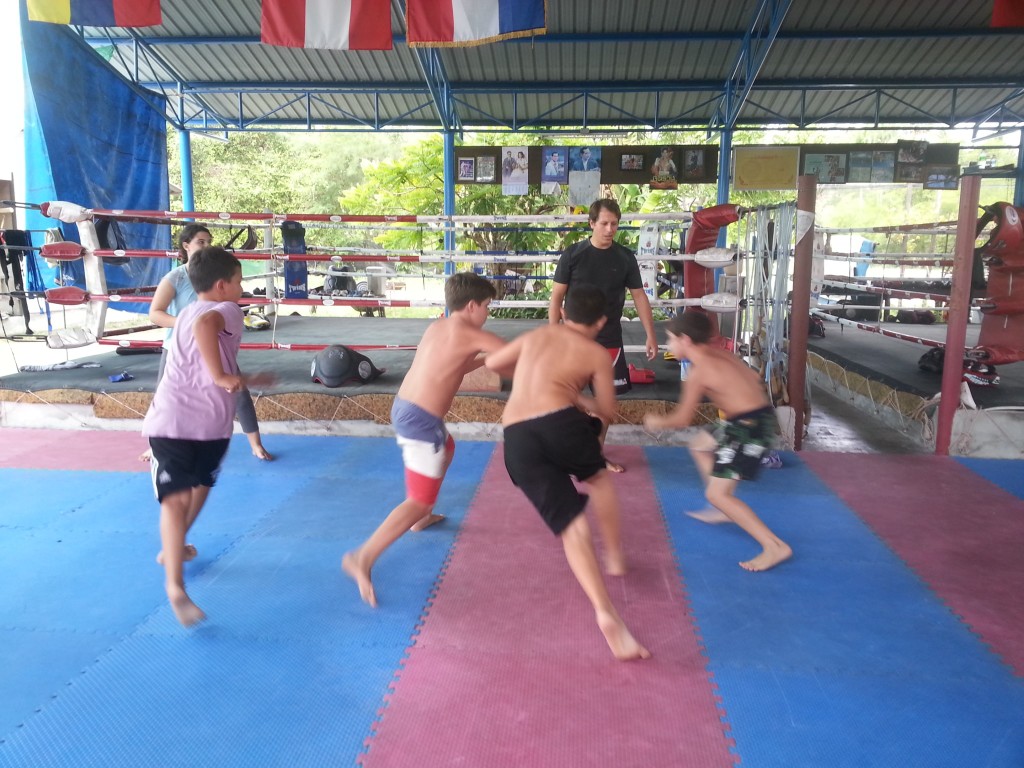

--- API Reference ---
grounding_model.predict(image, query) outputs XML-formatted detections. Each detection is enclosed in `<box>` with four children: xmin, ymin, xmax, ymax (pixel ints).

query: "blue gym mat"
<box><xmin>646</xmin><ymin>446</ymin><xmax>1024</xmax><ymax>768</ymax></box>
<box><xmin>956</xmin><ymin>456</ymin><xmax>1024</xmax><ymax>498</ymax></box>
<box><xmin>0</xmin><ymin>435</ymin><xmax>494</xmax><ymax>768</ymax></box>
<box><xmin>3</xmin><ymin>434</ymin><xmax>1023</xmax><ymax>767</ymax></box>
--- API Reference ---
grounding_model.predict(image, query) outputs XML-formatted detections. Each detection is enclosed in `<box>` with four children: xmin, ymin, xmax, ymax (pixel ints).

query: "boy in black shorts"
<box><xmin>644</xmin><ymin>311</ymin><xmax>792</xmax><ymax>572</ymax></box>
<box><xmin>486</xmin><ymin>284</ymin><xmax>650</xmax><ymax>661</ymax></box>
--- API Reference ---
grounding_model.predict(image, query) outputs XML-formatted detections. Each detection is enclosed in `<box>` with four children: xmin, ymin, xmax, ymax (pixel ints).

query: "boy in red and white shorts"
<box><xmin>342</xmin><ymin>273</ymin><xmax>506</xmax><ymax>607</ymax></box>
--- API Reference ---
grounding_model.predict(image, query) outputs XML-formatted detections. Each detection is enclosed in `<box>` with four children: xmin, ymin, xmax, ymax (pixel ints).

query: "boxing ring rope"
<box><xmin>24</xmin><ymin>202</ymin><xmax>754</xmax><ymax>356</ymax></box>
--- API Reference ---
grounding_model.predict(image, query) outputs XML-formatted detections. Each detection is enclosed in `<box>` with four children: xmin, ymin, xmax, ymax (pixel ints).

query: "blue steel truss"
<box><xmin>77</xmin><ymin>25</ymin><xmax>1024</xmax><ymax>135</ymax></box>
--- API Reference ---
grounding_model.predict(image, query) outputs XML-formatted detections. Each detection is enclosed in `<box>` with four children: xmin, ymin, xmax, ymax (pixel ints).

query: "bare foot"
<box><xmin>596</xmin><ymin>610</ymin><xmax>651</xmax><ymax>661</ymax></box>
<box><xmin>139</xmin><ymin>448</ymin><xmax>152</xmax><ymax>462</ymax></box>
<box><xmin>605</xmin><ymin>460</ymin><xmax>625</xmax><ymax>473</ymax></box>
<box><xmin>156</xmin><ymin>543</ymin><xmax>198</xmax><ymax>566</ymax></box>
<box><xmin>410</xmin><ymin>513</ymin><xmax>445</xmax><ymax>532</ymax></box>
<box><xmin>167</xmin><ymin>586</ymin><xmax>206</xmax><ymax>627</ymax></box>
<box><xmin>342</xmin><ymin>550</ymin><xmax>377</xmax><ymax>607</ymax></box>
<box><xmin>252</xmin><ymin>445</ymin><xmax>274</xmax><ymax>461</ymax></box>
<box><xmin>604</xmin><ymin>551</ymin><xmax>627</xmax><ymax>577</ymax></box>
<box><xmin>740</xmin><ymin>541</ymin><xmax>793</xmax><ymax>572</ymax></box>
<box><xmin>686</xmin><ymin>508</ymin><xmax>732</xmax><ymax>524</ymax></box>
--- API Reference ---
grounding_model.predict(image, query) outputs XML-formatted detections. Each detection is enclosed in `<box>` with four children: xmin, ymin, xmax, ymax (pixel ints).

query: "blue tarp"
<box><xmin>20</xmin><ymin>1</ymin><xmax>171</xmax><ymax>313</ymax></box>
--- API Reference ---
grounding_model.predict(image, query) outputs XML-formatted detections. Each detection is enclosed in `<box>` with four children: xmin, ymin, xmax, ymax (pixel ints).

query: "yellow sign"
<box><xmin>733</xmin><ymin>146</ymin><xmax>801</xmax><ymax>190</ymax></box>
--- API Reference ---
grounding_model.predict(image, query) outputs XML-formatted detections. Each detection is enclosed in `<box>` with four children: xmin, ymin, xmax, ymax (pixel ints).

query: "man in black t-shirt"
<box><xmin>548</xmin><ymin>199</ymin><xmax>658</xmax><ymax>470</ymax></box>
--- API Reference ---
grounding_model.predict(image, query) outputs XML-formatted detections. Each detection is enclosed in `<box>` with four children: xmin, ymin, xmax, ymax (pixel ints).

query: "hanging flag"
<box><xmin>991</xmin><ymin>0</ymin><xmax>1024</xmax><ymax>27</ymax></box>
<box><xmin>407</xmin><ymin>0</ymin><xmax>546</xmax><ymax>47</ymax></box>
<box><xmin>262</xmin><ymin>0</ymin><xmax>392</xmax><ymax>50</ymax></box>
<box><xmin>26</xmin><ymin>0</ymin><xmax>161</xmax><ymax>27</ymax></box>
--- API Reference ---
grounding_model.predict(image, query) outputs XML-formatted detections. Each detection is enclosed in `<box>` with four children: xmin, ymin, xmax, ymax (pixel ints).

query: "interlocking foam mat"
<box><xmin>1</xmin><ymin>428</ymin><xmax>1022</xmax><ymax>767</ymax></box>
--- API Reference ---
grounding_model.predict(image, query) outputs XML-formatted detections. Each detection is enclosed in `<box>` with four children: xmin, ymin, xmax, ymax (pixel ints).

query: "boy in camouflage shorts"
<box><xmin>644</xmin><ymin>311</ymin><xmax>792</xmax><ymax>572</ymax></box>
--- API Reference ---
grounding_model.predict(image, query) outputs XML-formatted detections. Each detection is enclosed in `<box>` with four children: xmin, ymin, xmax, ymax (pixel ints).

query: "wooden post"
<box><xmin>788</xmin><ymin>175</ymin><xmax>817</xmax><ymax>450</ymax></box>
<box><xmin>935</xmin><ymin>174</ymin><xmax>981</xmax><ymax>455</ymax></box>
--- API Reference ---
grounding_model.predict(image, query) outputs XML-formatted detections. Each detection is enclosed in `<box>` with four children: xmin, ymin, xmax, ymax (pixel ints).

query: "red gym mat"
<box><xmin>0</xmin><ymin>427</ymin><xmax>149</xmax><ymax>472</ymax></box>
<box><xmin>361</xmin><ymin>445</ymin><xmax>737</xmax><ymax>767</ymax></box>
<box><xmin>803</xmin><ymin>453</ymin><xmax>1024</xmax><ymax>676</ymax></box>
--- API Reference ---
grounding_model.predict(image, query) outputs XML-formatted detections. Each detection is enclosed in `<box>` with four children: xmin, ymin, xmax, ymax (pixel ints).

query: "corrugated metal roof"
<box><xmin>75</xmin><ymin>0</ymin><xmax>1024</xmax><ymax>133</ymax></box>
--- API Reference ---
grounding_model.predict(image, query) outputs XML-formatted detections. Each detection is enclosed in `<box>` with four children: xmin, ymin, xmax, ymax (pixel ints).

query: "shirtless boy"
<box><xmin>486</xmin><ymin>284</ymin><xmax>650</xmax><ymax>661</ymax></box>
<box><xmin>643</xmin><ymin>311</ymin><xmax>792</xmax><ymax>572</ymax></box>
<box><xmin>343</xmin><ymin>273</ymin><xmax>505</xmax><ymax>607</ymax></box>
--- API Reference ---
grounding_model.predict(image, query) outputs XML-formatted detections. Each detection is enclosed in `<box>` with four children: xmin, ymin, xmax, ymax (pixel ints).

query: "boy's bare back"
<box><xmin>399</xmin><ymin>314</ymin><xmax>505</xmax><ymax>417</ymax></box>
<box><xmin>500</xmin><ymin>325</ymin><xmax>615</xmax><ymax>425</ymax></box>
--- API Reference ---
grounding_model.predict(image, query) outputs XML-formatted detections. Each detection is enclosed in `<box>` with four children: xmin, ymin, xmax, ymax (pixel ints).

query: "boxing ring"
<box><xmin>1</xmin><ymin>200</ymin><xmax>774</xmax><ymax>440</ymax></box>
<box><xmin>3</xmin><ymin>195</ymin><xmax>1024</xmax><ymax>456</ymax></box>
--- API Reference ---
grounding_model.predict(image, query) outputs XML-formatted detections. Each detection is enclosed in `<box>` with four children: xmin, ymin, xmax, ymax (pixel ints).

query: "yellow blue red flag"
<box><xmin>27</xmin><ymin>0</ymin><xmax>161</xmax><ymax>27</ymax></box>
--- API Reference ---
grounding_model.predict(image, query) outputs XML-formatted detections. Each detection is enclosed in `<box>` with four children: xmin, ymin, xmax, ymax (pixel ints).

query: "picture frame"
<box><xmin>803</xmin><ymin>153</ymin><xmax>847</xmax><ymax>184</ymax></box>
<box><xmin>457</xmin><ymin>157</ymin><xmax>476</xmax><ymax>182</ymax></box>
<box><xmin>847</xmin><ymin>151</ymin><xmax>873</xmax><ymax>183</ymax></box>
<box><xmin>895</xmin><ymin>163</ymin><xmax>926</xmax><ymax>183</ymax></box>
<box><xmin>683</xmin><ymin>149</ymin><xmax>705</xmax><ymax>180</ymax></box>
<box><xmin>475</xmin><ymin>156</ymin><xmax>495</xmax><ymax>183</ymax></box>
<box><xmin>649</xmin><ymin>146</ymin><xmax>679</xmax><ymax>189</ymax></box>
<box><xmin>541</xmin><ymin>147</ymin><xmax>569</xmax><ymax>183</ymax></box>
<box><xmin>897</xmin><ymin>140</ymin><xmax>928</xmax><ymax>164</ymax></box>
<box><xmin>733</xmin><ymin>146</ymin><xmax>800</xmax><ymax>190</ymax></box>
<box><xmin>620</xmin><ymin>153</ymin><xmax>645</xmax><ymax>171</ymax></box>
<box><xmin>568</xmin><ymin>146</ymin><xmax>601</xmax><ymax>173</ymax></box>
<box><xmin>923</xmin><ymin>164</ymin><xmax>959</xmax><ymax>190</ymax></box>
<box><xmin>870</xmin><ymin>151</ymin><xmax>895</xmax><ymax>183</ymax></box>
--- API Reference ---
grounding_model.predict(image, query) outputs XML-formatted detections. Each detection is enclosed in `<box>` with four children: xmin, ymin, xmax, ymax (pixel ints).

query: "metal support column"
<box><xmin>1015</xmin><ymin>129</ymin><xmax>1024</xmax><ymax>208</ymax></box>
<box><xmin>716</xmin><ymin>129</ymin><xmax>733</xmax><ymax>248</ymax></box>
<box><xmin>443</xmin><ymin>130</ymin><xmax>456</xmax><ymax>280</ymax></box>
<box><xmin>178</xmin><ymin>129</ymin><xmax>195</xmax><ymax>212</ymax></box>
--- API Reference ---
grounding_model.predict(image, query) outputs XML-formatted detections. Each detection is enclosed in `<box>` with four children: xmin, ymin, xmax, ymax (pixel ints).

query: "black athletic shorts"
<box><xmin>148</xmin><ymin>436</ymin><xmax>230</xmax><ymax>502</ymax></box>
<box><xmin>503</xmin><ymin>407</ymin><xmax>607</xmax><ymax>535</ymax></box>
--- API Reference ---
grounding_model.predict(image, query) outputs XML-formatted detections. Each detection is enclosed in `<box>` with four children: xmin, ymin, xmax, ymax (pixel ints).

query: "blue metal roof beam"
<box><xmin>83</xmin><ymin>28</ymin><xmax>1024</xmax><ymax>47</ymax></box>
<box><xmin>657</xmin><ymin>95</ymin><xmax>723</xmax><ymax>132</ymax></box>
<box><xmin>412</xmin><ymin>47</ymin><xmax>460</xmax><ymax>131</ymax></box>
<box><xmin>156</xmin><ymin>77</ymin><xmax>1024</xmax><ymax>95</ymax></box>
<box><xmin>392</xmin><ymin>0</ymin><xmax>460</xmax><ymax>132</ymax></box>
<box><xmin>125</xmin><ymin>29</ymin><xmax>232</xmax><ymax>130</ymax></box>
<box><xmin>711</xmin><ymin>0</ymin><xmax>793</xmax><ymax>132</ymax></box>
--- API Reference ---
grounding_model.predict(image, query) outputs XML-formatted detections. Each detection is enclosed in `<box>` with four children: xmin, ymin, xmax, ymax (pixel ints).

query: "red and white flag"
<box><xmin>406</xmin><ymin>0</ymin><xmax>546</xmax><ymax>47</ymax></box>
<box><xmin>261</xmin><ymin>0</ymin><xmax>392</xmax><ymax>50</ymax></box>
<box><xmin>992</xmin><ymin>0</ymin><xmax>1024</xmax><ymax>27</ymax></box>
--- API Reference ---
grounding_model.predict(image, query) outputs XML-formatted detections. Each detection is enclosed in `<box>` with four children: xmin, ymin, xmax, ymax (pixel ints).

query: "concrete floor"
<box><xmin>803</xmin><ymin>386</ymin><xmax>925</xmax><ymax>454</ymax></box>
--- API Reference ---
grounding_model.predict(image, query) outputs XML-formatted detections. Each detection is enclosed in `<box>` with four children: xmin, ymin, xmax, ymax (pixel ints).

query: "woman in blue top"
<box><xmin>145</xmin><ymin>224</ymin><xmax>272</xmax><ymax>461</ymax></box>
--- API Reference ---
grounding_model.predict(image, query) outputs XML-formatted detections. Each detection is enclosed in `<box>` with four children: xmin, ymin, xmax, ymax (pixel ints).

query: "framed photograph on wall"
<box><xmin>871</xmin><ymin>151</ymin><xmax>895</xmax><ymax>183</ymax></box>
<box><xmin>847</xmin><ymin>151</ymin><xmax>873</xmax><ymax>183</ymax></box>
<box><xmin>475</xmin><ymin>156</ymin><xmax>495</xmax><ymax>182</ymax></box>
<box><xmin>649</xmin><ymin>146</ymin><xmax>679</xmax><ymax>189</ymax></box>
<box><xmin>620</xmin><ymin>153</ymin><xmax>645</xmax><ymax>171</ymax></box>
<box><xmin>542</xmin><ymin>147</ymin><xmax>569</xmax><ymax>183</ymax></box>
<box><xmin>457</xmin><ymin>157</ymin><xmax>475</xmax><ymax>182</ymax></box>
<box><xmin>569</xmin><ymin>146</ymin><xmax>601</xmax><ymax>172</ymax></box>
<box><xmin>683</xmin><ymin>149</ymin><xmax>706</xmax><ymax>180</ymax></box>
<box><xmin>895</xmin><ymin>163</ymin><xmax>926</xmax><ymax>183</ymax></box>
<box><xmin>897</xmin><ymin>140</ymin><xmax>928</xmax><ymax>164</ymax></box>
<box><xmin>803</xmin><ymin>153</ymin><xmax>847</xmax><ymax>184</ymax></box>
<box><xmin>923</xmin><ymin>165</ymin><xmax>959</xmax><ymax>190</ymax></box>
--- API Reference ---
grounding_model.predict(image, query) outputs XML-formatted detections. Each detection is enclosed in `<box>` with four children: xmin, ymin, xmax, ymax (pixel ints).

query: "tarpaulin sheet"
<box><xmin>20</xmin><ymin>0</ymin><xmax>171</xmax><ymax>312</ymax></box>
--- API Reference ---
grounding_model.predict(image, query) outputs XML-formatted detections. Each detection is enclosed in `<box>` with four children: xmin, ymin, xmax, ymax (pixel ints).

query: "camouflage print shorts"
<box><xmin>711</xmin><ymin>406</ymin><xmax>778</xmax><ymax>481</ymax></box>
